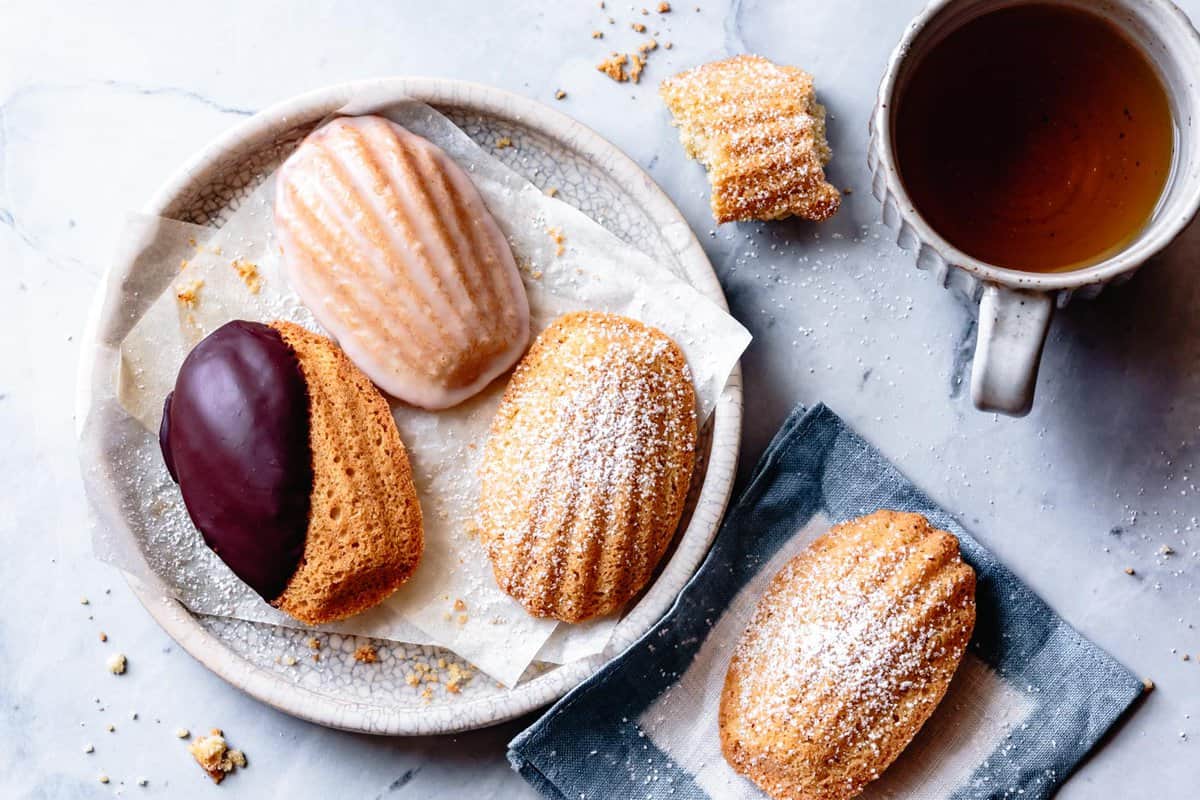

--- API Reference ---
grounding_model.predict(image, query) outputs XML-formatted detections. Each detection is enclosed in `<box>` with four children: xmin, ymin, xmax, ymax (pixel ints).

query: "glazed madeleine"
<box><xmin>720</xmin><ymin>511</ymin><xmax>976</xmax><ymax>800</ymax></box>
<box><xmin>477</xmin><ymin>312</ymin><xmax>697</xmax><ymax>623</ymax></box>
<box><xmin>274</xmin><ymin>114</ymin><xmax>529</xmax><ymax>410</ymax></box>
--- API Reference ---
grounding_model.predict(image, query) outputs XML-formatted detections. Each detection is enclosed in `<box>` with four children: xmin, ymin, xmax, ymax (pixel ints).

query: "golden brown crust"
<box><xmin>270</xmin><ymin>321</ymin><xmax>424</xmax><ymax>625</ymax></box>
<box><xmin>660</xmin><ymin>54</ymin><xmax>840</xmax><ymax>224</ymax></box>
<box><xmin>719</xmin><ymin>511</ymin><xmax>976</xmax><ymax>800</ymax></box>
<box><xmin>477</xmin><ymin>312</ymin><xmax>697</xmax><ymax>623</ymax></box>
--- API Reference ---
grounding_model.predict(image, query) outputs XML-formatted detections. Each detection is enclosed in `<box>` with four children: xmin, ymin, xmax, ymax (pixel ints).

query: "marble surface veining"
<box><xmin>1</xmin><ymin>1</ymin><xmax>1197</xmax><ymax>797</ymax></box>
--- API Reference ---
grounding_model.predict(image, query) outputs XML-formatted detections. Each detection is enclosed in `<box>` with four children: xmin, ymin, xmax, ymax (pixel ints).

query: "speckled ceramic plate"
<box><xmin>77</xmin><ymin>78</ymin><xmax>742</xmax><ymax>735</ymax></box>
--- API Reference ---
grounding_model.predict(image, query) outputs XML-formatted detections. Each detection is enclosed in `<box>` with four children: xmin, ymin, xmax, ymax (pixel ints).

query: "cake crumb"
<box><xmin>307</xmin><ymin>637</ymin><xmax>321</xmax><ymax>650</ymax></box>
<box><xmin>405</xmin><ymin>672</ymin><xmax>420</xmax><ymax>687</ymax></box>
<box><xmin>231</xmin><ymin>259</ymin><xmax>262</xmax><ymax>294</ymax></box>
<box><xmin>353</xmin><ymin>644</ymin><xmax>379</xmax><ymax>664</ymax></box>
<box><xmin>546</xmin><ymin>226</ymin><xmax>567</xmax><ymax>256</ymax></box>
<box><xmin>657</xmin><ymin>1</ymin><xmax>671</xmax><ymax>11</ymax></box>
<box><xmin>84</xmin><ymin>743</ymin><xmax>94</xmax><ymax>754</ymax></box>
<box><xmin>106</xmin><ymin>724</ymin><xmax>115</xmax><ymax>733</ymax></box>
<box><xmin>628</xmin><ymin>53</ymin><xmax>647</xmax><ymax>83</ymax></box>
<box><xmin>496</xmin><ymin>136</ymin><xmax>513</xmax><ymax>149</ymax></box>
<box><xmin>175</xmin><ymin>727</ymin><xmax>190</xmax><ymax>739</ymax></box>
<box><xmin>1143</xmin><ymin>678</ymin><xmax>1155</xmax><ymax>692</ymax></box>
<box><xmin>80</xmin><ymin>596</ymin><xmax>89</xmax><ymax>605</ymax></box>
<box><xmin>632</xmin><ymin>22</ymin><xmax>646</xmax><ymax>32</ymax></box>
<box><xmin>1124</xmin><ymin>567</ymin><xmax>1136</xmax><ymax>575</ymax></box>
<box><xmin>106</xmin><ymin>653</ymin><xmax>127</xmax><ymax>675</ymax></box>
<box><xmin>137</xmin><ymin>777</ymin><xmax>148</xmax><ymax>787</ymax></box>
<box><xmin>544</xmin><ymin>187</ymin><xmax>559</xmax><ymax>198</ymax></box>
<box><xmin>188</xmin><ymin>730</ymin><xmax>246</xmax><ymax>784</ymax></box>
<box><xmin>638</xmin><ymin>38</ymin><xmax>658</xmax><ymax>54</ymax></box>
<box><xmin>664</xmin><ymin>41</ymin><xmax>673</xmax><ymax>49</ymax></box>
<box><xmin>597</xmin><ymin>52</ymin><xmax>630</xmax><ymax>82</ymax></box>
<box><xmin>98</xmin><ymin>774</ymin><xmax>109</xmax><ymax>785</ymax></box>
<box><xmin>453</xmin><ymin>598</ymin><xmax>467</xmax><ymax>612</ymax></box>
<box><xmin>99</xmin><ymin>632</ymin><xmax>107</xmax><ymax>642</ymax></box>
<box><xmin>175</xmin><ymin>279</ymin><xmax>204</xmax><ymax>308</ymax></box>
<box><xmin>592</xmin><ymin>30</ymin><xmax>604</xmax><ymax>39</ymax></box>
<box><xmin>281</xmin><ymin>654</ymin><xmax>297</xmax><ymax>667</ymax></box>
<box><xmin>555</xmin><ymin>89</ymin><xmax>567</xmax><ymax>100</ymax></box>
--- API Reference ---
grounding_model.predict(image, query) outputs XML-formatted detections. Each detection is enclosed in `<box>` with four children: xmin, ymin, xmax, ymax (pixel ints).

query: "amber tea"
<box><xmin>895</xmin><ymin>3</ymin><xmax>1174</xmax><ymax>273</ymax></box>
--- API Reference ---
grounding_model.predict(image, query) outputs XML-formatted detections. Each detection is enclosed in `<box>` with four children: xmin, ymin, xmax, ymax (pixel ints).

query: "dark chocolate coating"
<box><xmin>159</xmin><ymin>320</ymin><xmax>312</xmax><ymax>601</ymax></box>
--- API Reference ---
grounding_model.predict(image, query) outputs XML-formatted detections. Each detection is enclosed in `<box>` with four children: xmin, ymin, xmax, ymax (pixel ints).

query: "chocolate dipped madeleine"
<box><xmin>160</xmin><ymin>320</ymin><xmax>423</xmax><ymax>624</ymax></box>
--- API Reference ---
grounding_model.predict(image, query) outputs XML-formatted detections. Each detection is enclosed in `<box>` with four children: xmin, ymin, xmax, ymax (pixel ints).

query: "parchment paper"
<box><xmin>95</xmin><ymin>98</ymin><xmax>751</xmax><ymax>686</ymax></box>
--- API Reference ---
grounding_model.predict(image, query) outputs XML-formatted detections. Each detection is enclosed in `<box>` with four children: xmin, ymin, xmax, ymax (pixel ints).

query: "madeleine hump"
<box><xmin>720</xmin><ymin>511</ymin><xmax>976</xmax><ymax>800</ymax></box>
<box><xmin>274</xmin><ymin>115</ymin><xmax>530</xmax><ymax>409</ymax></box>
<box><xmin>477</xmin><ymin>312</ymin><xmax>697</xmax><ymax>623</ymax></box>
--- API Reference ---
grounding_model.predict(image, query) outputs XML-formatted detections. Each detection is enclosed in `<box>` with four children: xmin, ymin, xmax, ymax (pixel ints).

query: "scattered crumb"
<box><xmin>641</xmin><ymin>7</ymin><xmax>649</xmax><ymax>14</ymax></box>
<box><xmin>188</xmin><ymin>731</ymin><xmax>246</xmax><ymax>784</ymax></box>
<box><xmin>353</xmin><ymin>644</ymin><xmax>379</xmax><ymax>664</ymax></box>
<box><xmin>638</xmin><ymin>38</ymin><xmax>658</xmax><ymax>54</ymax></box>
<box><xmin>175</xmin><ymin>728</ymin><xmax>190</xmax><ymax>739</ymax></box>
<box><xmin>80</xmin><ymin>596</ymin><xmax>89</xmax><ymax>605</ymax></box>
<box><xmin>1143</xmin><ymin>678</ymin><xmax>1155</xmax><ymax>692</ymax></box>
<box><xmin>453</xmin><ymin>598</ymin><xmax>467</xmax><ymax>612</ymax></box>
<box><xmin>544</xmin><ymin>187</ymin><xmax>559</xmax><ymax>198</ymax></box>
<box><xmin>632</xmin><ymin>22</ymin><xmax>646</xmax><ymax>32</ymax></box>
<box><xmin>175</xmin><ymin>279</ymin><xmax>204</xmax><ymax>308</ymax></box>
<box><xmin>664</xmin><ymin>41</ymin><xmax>673</xmax><ymax>49</ymax></box>
<box><xmin>137</xmin><ymin>777</ymin><xmax>148</xmax><ymax>787</ymax></box>
<box><xmin>405</xmin><ymin>672</ymin><xmax>420</xmax><ymax>687</ymax></box>
<box><xmin>106</xmin><ymin>653</ymin><xmax>127</xmax><ymax>675</ymax></box>
<box><xmin>1160</xmin><ymin>545</ymin><xmax>1175</xmax><ymax>556</ymax></box>
<box><xmin>1124</xmin><ymin>567</ymin><xmax>1136</xmax><ymax>575</ymax></box>
<box><xmin>307</xmin><ymin>637</ymin><xmax>321</xmax><ymax>650</ymax></box>
<box><xmin>231</xmin><ymin>259</ymin><xmax>262</xmax><ymax>294</ymax></box>
<box><xmin>496</xmin><ymin>136</ymin><xmax>513</xmax><ymax>149</ymax></box>
<box><xmin>84</xmin><ymin>744</ymin><xmax>94</xmax><ymax>754</ymax></box>
<box><xmin>597</xmin><ymin>52</ymin><xmax>629</xmax><ymax>82</ymax></box>
<box><xmin>658</xmin><ymin>1</ymin><xmax>671</xmax><ymax>10</ymax></box>
<box><xmin>281</xmin><ymin>654</ymin><xmax>297</xmax><ymax>667</ymax></box>
<box><xmin>555</xmin><ymin>89</ymin><xmax>567</xmax><ymax>100</ymax></box>
<box><xmin>456</xmin><ymin>614</ymin><xmax>469</xmax><ymax>625</ymax></box>
<box><xmin>1185</xmin><ymin>654</ymin><xmax>1192</xmax><ymax>662</ymax></box>
<box><xmin>99</xmin><ymin>632</ymin><xmax>107</xmax><ymax>643</ymax></box>
<box><xmin>843</xmin><ymin>187</ymin><xmax>854</xmax><ymax>195</ymax></box>
<box><xmin>546</xmin><ymin>226</ymin><xmax>567</xmax><ymax>256</ymax></box>
<box><xmin>628</xmin><ymin>53</ymin><xmax>647</xmax><ymax>83</ymax></box>
<box><xmin>98</xmin><ymin>774</ymin><xmax>109</xmax><ymax>785</ymax></box>
<box><xmin>106</xmin><ymin>724</ymin><xmax>115</xmax><ymax>733</ymax></box>
<box><xmin>592</xmin><ymin>30</ymin><xmax>604</xmax><ymax>39</ymax></box>
<box><xmin>179</xmin><ymin>259</ymin><xmax>189</xmax><ymax>271</ymax></box>
<box><xmin>187</xmin><ymin>237</ymin><xmax>197</xmax><ymax>247</ymax></box>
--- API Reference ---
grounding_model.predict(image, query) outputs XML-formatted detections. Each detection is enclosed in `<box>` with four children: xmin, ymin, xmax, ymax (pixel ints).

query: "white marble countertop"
<box><xmin>2</xmin><ymin>0</ymin><xmax>1198</xmax><ymax>796</ymax></box>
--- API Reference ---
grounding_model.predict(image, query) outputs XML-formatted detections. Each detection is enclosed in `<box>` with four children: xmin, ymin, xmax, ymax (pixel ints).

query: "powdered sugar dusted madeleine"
<box><xmin>720</xmin><ymin>511</ymin><xmax>976</xmax><ymax>800</ymax></box>
<box><xmin>660</xmin><ymin>55</ymin><xmax>840</xmax><ymax>224</ymax></box>
<box><xmin>274</xmin><ymin>115</ymin><xmax>530</xmax><ymax>409</ymax></box>
<box><xmin>477</xmin><ymin>312</ymin><xmax>697</xmax><ymax>623</ymax></box>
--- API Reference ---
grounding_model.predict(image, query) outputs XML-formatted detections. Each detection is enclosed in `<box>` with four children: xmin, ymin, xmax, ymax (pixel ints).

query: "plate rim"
<box><xmin>76</xmin><ymin>76</ymin><xmax>743</xmax><ymax>735</ymax></box>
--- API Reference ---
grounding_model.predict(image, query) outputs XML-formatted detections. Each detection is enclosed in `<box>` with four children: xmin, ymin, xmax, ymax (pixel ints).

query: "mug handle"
<box><xmin>970</xmin><ymin>284</ymin><xmax>1054</xmax><ymax>416</ymax></box>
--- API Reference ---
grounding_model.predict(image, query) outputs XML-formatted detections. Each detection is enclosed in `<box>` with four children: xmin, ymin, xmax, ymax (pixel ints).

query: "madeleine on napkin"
<box><xmin>720</xmin><ymin>511</ymin><xmax>975</xmax><ymax>800</ymax></box>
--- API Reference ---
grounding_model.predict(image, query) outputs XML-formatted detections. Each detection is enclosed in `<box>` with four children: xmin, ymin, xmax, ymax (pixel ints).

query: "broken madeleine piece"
<box><xmin>660</xmin><ymin>55</ymin><xmax>840</xmax><ymax>224</ymax></box>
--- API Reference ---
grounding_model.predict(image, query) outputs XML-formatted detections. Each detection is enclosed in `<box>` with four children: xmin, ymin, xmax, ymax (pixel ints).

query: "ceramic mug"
<box><xmin>869</xmin><ymin>0</ymin><xmax>1200</xmax><ymax>415</ymax></box>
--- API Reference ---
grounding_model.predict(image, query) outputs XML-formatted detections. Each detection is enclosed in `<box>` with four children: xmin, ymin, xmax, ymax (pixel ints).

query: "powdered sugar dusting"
<box><xmin>479</xmin><ymin>312</ymin><xmax>697</xmax><ymax>622</ymax></box>
<box><xmin>723</xmin><ymin>512</ymin><xmax>975</xmax><ymax>796</ymax></box>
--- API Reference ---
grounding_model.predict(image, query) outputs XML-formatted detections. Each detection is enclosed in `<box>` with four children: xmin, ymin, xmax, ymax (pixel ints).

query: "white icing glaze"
<box><xmin>274</xmin><ymin>115</ymin><xmax>530</xmax><ymax>409</ymax></box>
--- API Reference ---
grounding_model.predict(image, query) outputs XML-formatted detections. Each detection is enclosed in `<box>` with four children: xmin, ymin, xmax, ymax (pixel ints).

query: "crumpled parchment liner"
<box><xmin>91</xmin><ymin>98</ymin><xmax>751</xmax><ymax>686</ymax></box>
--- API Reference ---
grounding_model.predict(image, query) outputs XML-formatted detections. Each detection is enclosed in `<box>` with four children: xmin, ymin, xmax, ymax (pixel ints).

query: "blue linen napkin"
<box><xmin>508</xmin><ymin>403</ymin><xmax>1143</xmax><ymax>800</ymax></box>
